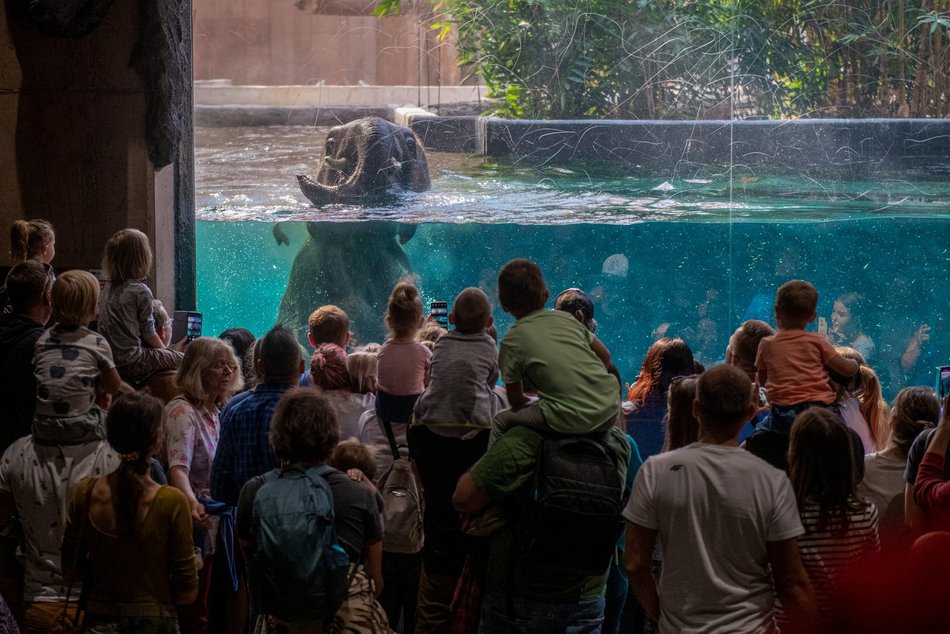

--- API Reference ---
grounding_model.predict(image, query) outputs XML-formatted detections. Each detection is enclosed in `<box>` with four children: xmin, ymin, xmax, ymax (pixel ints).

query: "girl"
<box><xmin>9</xmin><ymin>219</ymin><xmax>55</xmax><ymax>264</ymax></box>
<box><xmin>63</xmin><ymin>391</ymin><xmax>198</xmax><ymax>633</ymax></box>
<box><xmin>98</xmin><ymin>229</ymin><xmax>183</xmax><ymax>385</ymax></box>
<box><xmin>788</xmin><ymin>408</ymin><xmax>880</xmax><ymax>621</ymax></box>
<box><xmin>374</xmin><ymin>282</ymin><xmax>431</xmax><ymax>425</ymax></box>
<box><xmin>663</xmin><ymin>375</ymin><xmax>701</xmax><ymax>452</ymax></box>
<box><xmin>312</xmin><ymin>343</ymin><xmax>372</xmax><ymax>440</ymax></box>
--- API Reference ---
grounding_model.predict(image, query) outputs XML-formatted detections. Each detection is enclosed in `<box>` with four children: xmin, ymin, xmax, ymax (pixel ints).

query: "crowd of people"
<box><xmin>0</xmin><ymin>218</ymin><xmax>948</xmax><ymax>633</ymax></box>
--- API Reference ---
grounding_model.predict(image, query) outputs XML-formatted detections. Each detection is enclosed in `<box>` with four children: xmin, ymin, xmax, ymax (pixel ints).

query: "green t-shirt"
<box><xmin>471</xmin><ymin>425</ymin><xmax>631</xmax><ymax>602</ymax></box>
<box><xmin>499</xmin><ymin>310</ymin><xmax>620</xmax><ymax>433</ymax></box>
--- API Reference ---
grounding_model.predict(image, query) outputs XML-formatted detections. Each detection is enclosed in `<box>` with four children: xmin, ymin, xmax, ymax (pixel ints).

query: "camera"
<box><xmin>430</xmin><ymin>301</ymin><xmax>448</xmax><ymax>328</ymax></box>
<box><xmin>172</xmin><ymin>311</ymin><xmax>203</xmax><ymax>342</ymax></box>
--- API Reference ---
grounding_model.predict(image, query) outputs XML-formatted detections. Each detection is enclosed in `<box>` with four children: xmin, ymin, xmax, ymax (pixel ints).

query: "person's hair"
<box><xmin>554</xmin><ymin>288</ymin><xmax>596</xmax><ymax>332</ymax></box>
<box><xmin>416</xmin><ymin>320</ymin><xmax>446</xmax><ymax>344</ymax></box>
<box><xmin>694</xmin><ymin>364</ymin><xmax>752</xmax><ymax>431</ymax></box>
<box><xmin>152</xmin><ymin>300</ymin><xmax>169</xmax><ymax>334</ymax></box>
<box><xmin>788</xmin><ymin>407</ymin><xmax>865</xmax><ymax>533</ymax></box>
<box><xmin>4</xmin><ymin>259</ymin><xmax>52</xmax><ymax>313</ymax></box>
<box><xmin>627</xmin><ymin>338</ymin><xmax>695</xmax><ymax>404</ymax></box>
<box><xmin>311</xmin><ymin>343</ymin><xmax>350</xmax><ymax>391</ymax></box>
<box><xmin>888</xmin><ymin>387</ymin><xmax>939</xmax><ymax>451</ymax></box>
<box><xmin>10</xmin><ymin>219</ymin><xmax>54</xmax><ymax>262</ymax></box>
<box><xmin>729</xmin><ymin>320</ymin><xmax>775</xmax><ymax>375</ymax></box>
<box><xmin>106</xmin><ymin>391</ymin><xmax>164</xmax><ymax>535</ymax></box>
<box><xmin>258</xmin><ymin>325</ymin><xmax>301</xmax><ymax>383</ymax></box>
<box><xmin>835</xmin><ymin>292</ymin><xmax>867</xmax><ymax>337</ymax></box>
<box><xmin>175</xmin><ymin>336</ymin><xmax>242</xmax><ymax>405</ymax></box>
<box><xmin>497</xmin><ymin>259</ymin><xmax>548</xmax><ymax>316</ymax></box>
<box><xmin>451</xmin><ymin>287</ymin><xmax>492</xmax><ymax>334</ymax></box>
<box><xmin>328</xmin><ymin>439</ymin><xmax>377</xmax><ymax>480</ymax></box>
<box><xmin>346</xmin><ymin>349</ymin><xmax>378</xmax><ymax>394</ymax></box>
<box><xmin>385</xmin><ymin>282</ymin><xmax>423</xmax><ymax>338</ymax></box>
<box><xmin>775</xmin><ymin>279</ymin><xmax>818</xmax><ymax>325</ymax></box>
<box><xmin>219</xmin><ymin>328</ymin><xmax>255</xmax><ymax>363</ymax></box>
<box><xmin>103</xmin><ymin>228</ymin><xmax>152</xmax><ymax>284</ymax></box>
<box><xmin>270</xmin><ymin>389</ymin><xmax>339</xmax><ymax>464</ymax></box>
<box><xmin>243</xmin><ymin>338</ymin><xmax>265</xmax><ymax>391</ymax></box>
<box><xmin>834</xmin><ymin>347</ymin><xmax>888</xmax><ymax>447</ymax></box>
<box><xmin>51</xmin><ymin>270</ymin><xmax>99</xmax><ymax>327</ymax></box>
<box><xmin>308</xmin><ymin>305</ymin><xmax>349</xmax><ymax>346</ymax></box>
<box><xmin>663</xmin><ymin>375</ymin><xmax>700</xmax><ymax>452</ymax></box>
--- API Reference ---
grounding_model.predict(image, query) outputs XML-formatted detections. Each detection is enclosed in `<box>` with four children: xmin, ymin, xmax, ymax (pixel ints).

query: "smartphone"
<box><xmin>430</xmin><ymin>301</ymin><xmax>448</xmax><ymax>328</ymax></box>
<box><xmin>817</xmin><ymin>316</ymin><xmax>828</xmax><ymax>335</ymax></box>
<box><xmin>936</xmin><ymin>365</ymin><xmax>950</xmax><ymax>402</ymax></box>
<box><xmin>172</xmin><ymin>310</ymin><xmax>203</xmax><ymax>342</ymax></box>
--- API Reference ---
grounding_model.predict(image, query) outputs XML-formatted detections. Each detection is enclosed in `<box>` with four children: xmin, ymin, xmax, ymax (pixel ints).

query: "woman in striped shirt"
<box><xmin>788</xmin><ymin>407</ymin><xmax>881</xmax><ymax>620</ymax></box>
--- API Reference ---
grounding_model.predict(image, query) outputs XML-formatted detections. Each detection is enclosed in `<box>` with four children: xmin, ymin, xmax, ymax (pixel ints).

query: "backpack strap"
<box><xmin>380</xmin><ymin>419</ymin><xmax>401</xmax><ymax>461</ymax></box>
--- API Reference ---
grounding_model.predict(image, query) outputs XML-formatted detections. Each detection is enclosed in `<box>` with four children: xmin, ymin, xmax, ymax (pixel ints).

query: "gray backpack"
<box><xmin>378</xmin><ymin>419</ymin><xmax>424</xmax><ymax>554</ymax></box>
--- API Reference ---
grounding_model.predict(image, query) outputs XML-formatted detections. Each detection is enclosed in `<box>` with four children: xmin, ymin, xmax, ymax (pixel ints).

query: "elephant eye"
<box><xmin>405</xmin><ymin>135</ymin><xmax>416</xmax><ymax>156</ymax></box>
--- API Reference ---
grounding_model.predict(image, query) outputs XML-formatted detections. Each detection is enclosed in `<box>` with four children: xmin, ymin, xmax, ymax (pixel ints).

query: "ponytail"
<box><xmin>113</xmin><ymin>454</ymin><xmax>152</xmax><ymax>535</ymax></box>
<box><xmin>9</xmin><ymin>219</ymin><xmax>54</xmax><ymax>262</ymax></box>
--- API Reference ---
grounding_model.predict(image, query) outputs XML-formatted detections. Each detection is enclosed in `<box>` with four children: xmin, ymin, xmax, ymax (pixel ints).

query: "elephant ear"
<box><xmin>273</xmin><ymin>223</ymin><xmax>290</xmax><ymax>246</ymax></box>
<box><xmin>405</xmin><ymin>131</ymin><xmax>431</xmax><ymax>192</ymax></box>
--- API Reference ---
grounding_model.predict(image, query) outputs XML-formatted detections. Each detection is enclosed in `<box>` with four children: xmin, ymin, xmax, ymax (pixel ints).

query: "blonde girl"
<box><xmin>374</xmin><ymin>282</ymin><xmax>431</xmax><ymax>424</ymax></box>
<box><xmin>10</xmin><ymin>219</ymin><xmax>55</xmax><ymax>264</ymax></box>
<box><xmin>97</xmin><ymin>228</ymin><xmax>182</xmax><ymax>385</ymax></box>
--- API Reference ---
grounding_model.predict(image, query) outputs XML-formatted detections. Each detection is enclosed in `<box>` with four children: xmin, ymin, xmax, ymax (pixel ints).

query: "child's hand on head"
<box><xmin>346</xmin><ymin>468</ymin><xmax>366</xmax><ymax>482</ymax></box>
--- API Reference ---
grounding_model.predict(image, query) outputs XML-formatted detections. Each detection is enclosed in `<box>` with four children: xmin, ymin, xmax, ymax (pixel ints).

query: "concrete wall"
<box><xmin>0</xmin><ymin>3</ymin><xmax>178</xmax><ymax>307</ymax></box>
<box><xmin>193</xmin><ymin>0</ymin><xmax>464</xmax><ymax>87</ymax></box>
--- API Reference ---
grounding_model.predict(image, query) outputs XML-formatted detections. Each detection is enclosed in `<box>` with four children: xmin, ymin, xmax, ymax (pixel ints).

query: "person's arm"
<box><xmin>143</xmin><ymin>332</ymin><xmax>167</xmax><ymax>349</ymax></box>
<box><xmin>766</xmin><ymin>538</ymin><xmax>818</xmax><ymax>633</ymax></box>
<box><xmin>901</xmin><ymin>324</ymin><xmax>930</xmax><ymax>371</ymax></box>
<box><xmin>590</xmin><ymin>337</ymin><xmax>612</xmax><ymax>370</ymax></box>
<box><xmin>623</xmin><ymin>522</ymin><xmax>660</xmax><ymax>622</ymax></box>
<box><xmin>504</xmin><ymin>381</ymin><xmax>530</xmax><ymax>410</ymax></box>
<box><xmin>169</xmin><ymin>466</ymin><xmax>211</xmax><ymax>529</ymax></box>
<box><xmin>452</xmin><ymin>470</ymin><xmax>492</xmax><ymax>516</ymax></box>
<box><xmin>167</xmin><ymin>491</ymin><xmax>200</xmax><ymax>605</ymax></box>
<box><xmin>913</xmin><ymin>400</ymin><xmax>950</xmax><ymax>509</ymax></box>
<box><xmin>826</xmin><ymin>354</ymin><xmax>859</xmax><ymax>378</ymax></box>
<box><xmin>365</xmin><ymin>539</ymin><xmax>384</xmax><ymax>597</ymax></box>
<box><xmin>99</xmin><ymin>366</ymin><xmax>122</xmax><ymax>396</ymax></box>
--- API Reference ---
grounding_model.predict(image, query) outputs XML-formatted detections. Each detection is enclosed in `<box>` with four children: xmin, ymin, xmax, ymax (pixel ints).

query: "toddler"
<box><xmin>413</xmin><ymin>287</ymin><xmax>502</xmax><ymax>437</ymax></box>
<box><xmin>375</xmin><ymin>282</ymin><xmax>431</xmax><ymax>425</ymax></box>
<box><xmin>97</xmin><ymin>229</ymin><xmax>183</xmax><ymax>385</ymax></box>
<box><xmin>492</xmin><ymin>258</ymin><xmax>620</xmax><ymax>443</ymax></box>
<box><xmin>301</xmin><ymin>304</ymin><xmax>350</xmax><ymax>386</ymax></box>
<box><xmin>34</xmin><ymin>270</ymin><xmax>121</xmax><ymax>441</ymax></box>
<box><xmin>755</xmin><ymin>280</ymin><xmax>859</xmax><ymax>434</ymax></box>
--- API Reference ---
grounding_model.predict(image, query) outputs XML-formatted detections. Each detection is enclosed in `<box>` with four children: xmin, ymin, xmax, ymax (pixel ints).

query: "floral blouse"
<box><xmin>163</xmin><ymin>396</ymin><xmax>220</xmax><ymax>496</ymax></box>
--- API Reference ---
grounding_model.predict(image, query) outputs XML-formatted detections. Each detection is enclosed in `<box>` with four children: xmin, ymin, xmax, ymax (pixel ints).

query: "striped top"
<box><xmin>798</xmin><ymin>499</ymin><xmax>880</xmax><ymax>618</ymax></box>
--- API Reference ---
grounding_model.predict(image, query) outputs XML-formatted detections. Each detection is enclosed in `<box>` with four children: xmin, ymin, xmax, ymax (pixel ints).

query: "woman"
<box><xmin>836</xmin><ymin>347</ymin><xmax>888</xmax><ymax>454</ymax></box>
<box><xmin>163</xmin><ymin>336</ymin><xmax>242</xmax><ymax>633</ymax></box>
<box><xmin>238</xmin><ymin>390</ymin><xmax>386</xmax><ymax>633</ymax></box>
<box><xmin>829</xmin><ymin>292</ymin><xmax>875</xmax><ymax>363</ymax></box>
<box><xmin>624</xmin><ymin>338</ymin><xmax>695</xmax><ymax>460</ymax></box>
<box><xmin>663</xmin><ymin>375</ymin><xmax>701</xmax><ymax>452</ymax></box>
<box><xmin>63</xmin><ymin>392</ymin><xmax>198</xmax><ymax>633</ymax></box>
<box><xmin>788</xmin><ymin>408</ymin><xmax>880</xmax><ymax>622</ymax></box>
<box><xmin>858</xmin><ymin>387</ymin><xmax>938</xmax><ymax>537</ymax></box>
<box><xmin>311</xmin><ymin>343</ymin><xmax>373</xmax><ymax>440</ymax></box>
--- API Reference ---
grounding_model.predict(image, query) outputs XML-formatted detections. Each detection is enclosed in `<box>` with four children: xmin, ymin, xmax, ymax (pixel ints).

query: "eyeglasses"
<box><xmin>210</xmin><ymin>360</ymin><xmax>237</xmax><ymax>374</ymax></box>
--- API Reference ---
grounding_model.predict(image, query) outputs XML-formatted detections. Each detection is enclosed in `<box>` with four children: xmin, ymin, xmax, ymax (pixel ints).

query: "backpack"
<box><xmin>377</xmin><ymin>419</ymin><xmax>425</xmax><ymax>554</ymax></box>
<box><xmin>514</xmin><ymin>432</ymin><xmax>624</xmax><ymax>574</ymax></box>
<box><xmin>252</xmin><ymin>464</ymin><xmax>351</xmax><ymax>621</ymax></box>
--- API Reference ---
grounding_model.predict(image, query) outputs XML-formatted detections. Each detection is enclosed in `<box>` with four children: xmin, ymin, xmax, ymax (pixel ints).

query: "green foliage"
<box><xmin>377</xmin><ymin>0</ymin><xmax>950</xmax><ymax>119</ymax></box>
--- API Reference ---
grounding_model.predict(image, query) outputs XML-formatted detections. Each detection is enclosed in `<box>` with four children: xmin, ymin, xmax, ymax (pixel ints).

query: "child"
<box><xmin>492</xmin><ymin>258</ymin><xmax>620</xmax><ymax>443</ymax></box>
<box><xmin>300</xmin><ymin>305</ymin><xmax>350</xmax><ymax>386</ymax></box>
<box><xmin>329</xmin><ymin>439</ymin><xmax>379</xmax><ymax>493</ymax></box>
<box><xmin>97</xmin><ymin>229</ymin><xmax>183</xmax><ymax>385</ymax></box>
<box><xmin>755</xmin><ymin>280</ymin><xmax>859</xmax><ymax>434</ymax></box>
<box><xmin>375</xmin><ymin>282</ymin><xmax>431</xmax><ymax>425</ymax></box>
<box><xmin>9</xmin><ymin>219</ymin><xmax>55</xmax><ymax>264</ymax></box>
<box><xmin>35</xmin><ymin>270</ymin><xmax>121</xmax><ymax>440</ymax></box>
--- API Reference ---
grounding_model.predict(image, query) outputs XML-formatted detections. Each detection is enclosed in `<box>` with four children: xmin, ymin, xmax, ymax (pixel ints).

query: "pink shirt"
<box><xmin>377</xmin><ymin>340</ymin><xmax>432</xmax><ymax>396</ymax></box>
<box><xmin>755</xmin><ymin>330</ymin><xmax>839</xmax><ymax>406</ymax></box>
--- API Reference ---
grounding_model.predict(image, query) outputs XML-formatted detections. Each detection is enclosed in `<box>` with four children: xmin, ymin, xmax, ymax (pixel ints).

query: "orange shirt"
<box><xmin>755</xmin><ymin>330</ymin><xmax>839</xmax><ymax>406</ymax></box>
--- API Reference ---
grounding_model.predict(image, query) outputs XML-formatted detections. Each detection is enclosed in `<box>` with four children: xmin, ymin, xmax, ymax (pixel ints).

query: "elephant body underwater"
<box><xmin>277</xmin><ymin>118</ymin><xmax>430</xmax><ymax>345</ymax></box>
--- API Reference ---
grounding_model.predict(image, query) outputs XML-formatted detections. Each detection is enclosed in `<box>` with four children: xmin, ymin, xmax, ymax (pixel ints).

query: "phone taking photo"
<box><xmin>172</xmin><ymin>311</ymin><xmax>203</xmax><ymax>342</ymax></box>
<box><xmin>937</xmin><ymin>365</ymin><xmax>950</xmax><ymax>402</ymax></box>
<box><xmin>430</xmin><ymin>301</ymin><xmax>448</xmax><ymax>328</ymax></box>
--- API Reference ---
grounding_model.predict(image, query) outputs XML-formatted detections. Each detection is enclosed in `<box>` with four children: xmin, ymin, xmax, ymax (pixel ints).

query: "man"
<box><xmin>210</xmin><ymin>324</ymin><xmax>304</xmax><ymax>507</ymax></box>
<box><xmin>453</xmin><ymin>416</ymin><xmax>630</xmax><ymax>630</ymax></box>
<box><xmin>624</xmin><ymin>364</ymin><xmax>817</xmax><ymax>633</ymax></box>
<box><xmin>0</xmin><ymin>260</ymin><xmax>52</xmax><ymax>452</ymax></box>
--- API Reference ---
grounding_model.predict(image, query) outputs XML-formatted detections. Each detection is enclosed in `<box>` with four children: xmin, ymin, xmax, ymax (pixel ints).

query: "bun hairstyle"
<box><xmin>106</xmin><ymin>392</ymin><xmax>164</xmax><ymax>535</ymax></box>
<box><xmin>386</xmin><ymin>282</ymin><xmax>423</xmax><ymax>337</ymax></box>
<box><xmin>10</xmin><ymin>219</ymin><xmax>54</xmax><ymax>262</ymax></box>
<box><xmin>311</xmin><ymin>343</ymin><xmax>350</xmax><ymax>391</ymax></box>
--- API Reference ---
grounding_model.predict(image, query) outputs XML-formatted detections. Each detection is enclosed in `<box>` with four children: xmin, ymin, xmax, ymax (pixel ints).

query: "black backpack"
<box><xmin>514</xmin><ymin>431</ymin><xmax>625</xmax><ymax>575</ymax></box>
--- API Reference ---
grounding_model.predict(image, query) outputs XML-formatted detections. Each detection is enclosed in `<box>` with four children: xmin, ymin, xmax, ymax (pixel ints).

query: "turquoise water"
<box><xmin>196</xmin><ymin>126</ymin><xmax>950</xmax><ymax>398</ymax></box>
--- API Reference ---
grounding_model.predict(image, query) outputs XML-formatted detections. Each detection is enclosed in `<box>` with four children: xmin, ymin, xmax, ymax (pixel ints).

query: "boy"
<box><xmin>755</xmin><ymin>280</ymin><xmax>858</xmax><ymax>434</ymax></box>
<box><xmin>493</xmin><ymin>258</ymin><xmax>619</xmax><ymax>442</ymax></box>
<box><xmin>301</xmin><ymin>304</ymin><xmax>350</xmax><ymax>386</ymax></box>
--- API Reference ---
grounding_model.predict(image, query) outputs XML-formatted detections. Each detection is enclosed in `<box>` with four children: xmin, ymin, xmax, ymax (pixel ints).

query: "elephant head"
<box><xmin>297</xmin><ymin>117</ymin><xmax>430</xmax><ymax>206</ymax></box>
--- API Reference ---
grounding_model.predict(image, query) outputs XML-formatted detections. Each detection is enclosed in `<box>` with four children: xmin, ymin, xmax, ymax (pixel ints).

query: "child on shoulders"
<box><xmin>97</xmin><ymin>229</ymin><xmax>183</xmax><ymax>386</ymax></box>
<box><xmin>492</xmin><ymin>259</ymin><xmax>620</xmax><ymax>444</ymax></box>
<box><xmin>375</xmin><ymin>283</ymin><xmax>431</xmax><ymax>425</ymax></box>
<box><xmin>755</xmin><ymin>280</ymin><xmax>859</xmax><ymax>434</ymax></box>
<box><xmin>34</xmin><ymin>270</ymin><xmax>121</xmax><ymax>441</ymax></box>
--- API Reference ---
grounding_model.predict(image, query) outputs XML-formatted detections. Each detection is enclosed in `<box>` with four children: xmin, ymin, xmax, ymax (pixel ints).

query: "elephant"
<box><xmin>296</xmin><ymin>116</ymin><xmax>430</xmax><ymax>206</ymax></box>
<box><xmin>276</xmin><ymin>117</ymin><xmax>430</xmax><ymax>346</ymax></box>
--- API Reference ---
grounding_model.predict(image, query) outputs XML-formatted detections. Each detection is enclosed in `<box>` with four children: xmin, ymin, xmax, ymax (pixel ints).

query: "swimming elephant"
<box><xmin>296</xmin><ymin>116</ymin><xmax>430</xmax><ymax>205</ymax></box>
<box><xmin>276</xmin><ymin>118</ymin><xmax>429</xmax><ymax>345</ymax></box>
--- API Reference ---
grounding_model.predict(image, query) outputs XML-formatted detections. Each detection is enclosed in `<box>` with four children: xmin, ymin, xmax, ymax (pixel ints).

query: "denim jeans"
<box><xmin>478</xmin><ymin>592</ymin><xmax>605</xmax><ymax>633</ymax></box>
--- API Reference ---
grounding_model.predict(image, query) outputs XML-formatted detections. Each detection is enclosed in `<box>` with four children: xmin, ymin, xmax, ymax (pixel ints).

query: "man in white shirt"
<box><xmin>623</xmin><ymin>364</ymin><xmax>817</xmax><ymax>633</ymax></box>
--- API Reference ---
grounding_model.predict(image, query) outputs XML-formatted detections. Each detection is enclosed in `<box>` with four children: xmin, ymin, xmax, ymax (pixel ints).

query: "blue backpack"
<box><xmin>251</xmin><ymin>464</ymin><xmax>350</xmax><ymax>621</ymax></box>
